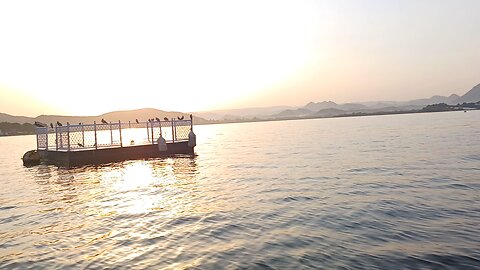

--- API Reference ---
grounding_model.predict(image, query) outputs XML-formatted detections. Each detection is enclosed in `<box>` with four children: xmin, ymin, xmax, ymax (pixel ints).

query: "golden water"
<box><xmin>1</xmin><ymin>111</ymin><xmax>479</xmax><ymax>269</ymax></box>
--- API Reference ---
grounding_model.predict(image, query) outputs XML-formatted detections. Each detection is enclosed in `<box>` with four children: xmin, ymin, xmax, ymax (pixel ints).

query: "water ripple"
<box><xmin>1</xmin><ymin>112</ymin><xmax>480</xmax><ymax>269</ymax></box>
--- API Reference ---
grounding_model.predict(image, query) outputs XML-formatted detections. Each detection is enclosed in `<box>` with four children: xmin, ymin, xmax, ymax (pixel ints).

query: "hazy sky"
<box><xmin>1</xmin><ymin>0</ymin><xmax>479</xmax><ymax>116</ymax></box>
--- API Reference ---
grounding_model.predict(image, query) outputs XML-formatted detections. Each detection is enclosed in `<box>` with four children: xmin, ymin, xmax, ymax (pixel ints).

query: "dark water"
<box><xmin>1</xmin><ymin>111</ymin><xmax>479</xmax><ymax>269</ymax></box>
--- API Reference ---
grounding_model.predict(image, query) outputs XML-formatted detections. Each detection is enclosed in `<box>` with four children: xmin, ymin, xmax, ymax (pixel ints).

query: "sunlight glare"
<box><xmin>119</xmin><ymin>162</ymin><xmax>154</xmax><ymax>190</ymax></box>
<box><xmin>0</xmin><ymin>0</ymin><xmax>320</xmax><ymax>115</ymax></box>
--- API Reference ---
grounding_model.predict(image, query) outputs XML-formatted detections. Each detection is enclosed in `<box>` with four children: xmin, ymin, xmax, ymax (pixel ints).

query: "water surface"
<box><xmin>1</xmin><ymin>111</ymin><xmax>479</xmax><ymax>269</ymax></box>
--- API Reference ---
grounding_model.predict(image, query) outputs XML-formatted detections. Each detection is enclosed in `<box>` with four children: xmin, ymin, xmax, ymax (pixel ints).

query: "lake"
<box><xmin>1</xmin><ymin>111</ymin><xmax>479</xmax><ymax>269</ymax></box>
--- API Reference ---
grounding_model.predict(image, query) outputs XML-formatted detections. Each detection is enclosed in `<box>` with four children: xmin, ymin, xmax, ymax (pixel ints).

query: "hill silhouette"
<box><xmin>269</xmin><ymin>82</ymin><xmax>480</xmax><ymax>119</ymax></box>
<box><xmin>454</xmin><ymin>83</ymin><xmax>480</xmax><ymax>104</ymax></box>
<box><xmin>0</xmin><ymin>108</ymin><xmax>209</xmax><ymax>125</ymax></box>
<box><xmin>1</xmin><ymin>82</ymin><xmax>479</xmax><ymax>125</ymax></box>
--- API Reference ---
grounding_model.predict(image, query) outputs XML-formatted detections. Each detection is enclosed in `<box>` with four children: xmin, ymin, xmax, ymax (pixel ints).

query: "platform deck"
<box><xmin>38</xmin><ymin>141</ymin><xmax>194</xmax><ymax>167</ymax></box>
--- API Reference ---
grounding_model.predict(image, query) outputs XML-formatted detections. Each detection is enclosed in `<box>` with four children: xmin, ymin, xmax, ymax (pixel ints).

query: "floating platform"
<box><xmin>25</xmin><ymin>117</ymin><xmax>196</xmax><ymax>167</ymax></box>
<box><xmin>37</xmin><ymin>141</ymin><xmax>193</xmax><ymax>167</ymax></box>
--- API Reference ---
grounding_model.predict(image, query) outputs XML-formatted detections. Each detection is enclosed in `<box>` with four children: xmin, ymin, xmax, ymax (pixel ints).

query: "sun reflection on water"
<box><xmin>117</xmin><ymin>161</ymin><xmax>155</xmax><ymax>190</ymax></box>
<box><xmin>91</xmin><ymin>158</ymin><xmax>200</xmax><ymax>218</ymax></box>
<box><xmin>19</xmin><ymin>154</ymin><xmax>230</xmax><ymax>268</ymax></box>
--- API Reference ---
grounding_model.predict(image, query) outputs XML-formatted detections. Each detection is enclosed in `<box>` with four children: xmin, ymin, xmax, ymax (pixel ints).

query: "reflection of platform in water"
<box><xmin>33</xmin><ymin>119</ymin><xmax>196</xmax><ymax>167</ymax></box>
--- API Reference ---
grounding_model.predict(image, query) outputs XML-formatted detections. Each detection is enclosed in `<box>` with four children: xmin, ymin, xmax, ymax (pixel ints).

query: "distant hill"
<box><xmin>1</xmin><ymin>82</ymin><xmax>479</xmax><ymax>126</ymax></box>
<box><xmin>99</xmin><ymin>108</ymin><xmax>208</xmax><ymax>124</ymax></box>
<box><xmin>270</xmin><ymin>82</ymin><xmax>480</xmax><ymax>119</ymax></box>
<box><xmin>195</xmin><ymin>105</ymin><xmax>294</xmax><ymax>120</ymax></box>
<box><xmin>360</xmin><ymin>94</ymin><xmax>460</xmax><ymax>108</ymax></box>
<box><xmin>273</xmin><ymin>101</ymin><xmax>392</xmax><ymax>118</ymax></box>
<box><xmin>454</xmin><ymin>83</ymin><xmax>480</xmax><ymax>104</ymax></box>
<box><xmin>303</xmin><ymin>101</ymin><xmax>372</xmax><ymax>112</ymax></box>
<box><xmin>304</xmin><ymin>101</ymin><xmax>338</xmax><ymax>111</ymax></box>
<box><xmin>307</xmin><ymin>101</ymin><xmax>369</xmax><ymax>111</ymax></box>
<box><xmin>0</xmin><ymin>108</ymin><xmax>209</xmax><ymax>126</ymax></box>
<box><xmin>0</xmin><ymin>113</ymin><xmax>33</xmax><ymax>124</ymax></box>
<box><xmin>274</xmin><ymin>108</ymin><xmax>312</xmax><ymax>118</ymax></box>
<box><xmin>404</xmin><ymin>94</ymin><xmax>460</xmax><ymax>106</ymax></box>
<box><xmin>312</xmin><ymin>108</ymin><xmax>346</xmax><ymax>117</ymax></box>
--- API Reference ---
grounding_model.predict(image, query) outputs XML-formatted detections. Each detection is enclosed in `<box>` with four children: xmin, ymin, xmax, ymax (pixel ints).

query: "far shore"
<box><xmin>1</xmin><ymin>107</ymin><xmax>478</xmax><ymax>138</ymax></box>
<box><xmin>204</xmin><ymin>107</ymin><xmax>478</xmax><ymax>126</ymax></box>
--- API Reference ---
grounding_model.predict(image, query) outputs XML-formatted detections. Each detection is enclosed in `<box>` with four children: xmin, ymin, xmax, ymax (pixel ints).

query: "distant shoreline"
<box><xmin>205</xmin><ymin>107</ymin><xmax>479</xmax><ymax>126</ymax></box>
<box><xmin>1</xmin><ymin>106</ymin><xmax>478</xmax><ymax>138</ymax></box>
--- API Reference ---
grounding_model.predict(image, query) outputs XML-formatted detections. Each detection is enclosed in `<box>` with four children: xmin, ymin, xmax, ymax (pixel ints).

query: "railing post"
<box><xmin>82</xmin><ymin>124</ymin><xmax>85</xmax><ymax>148</ymax></box>
<box><xmin>159</xmin><ymin>120</ymin><xmax>162</xmax><ymax>138</ymax></box>
<box><xmin>35</xmin><ymin>128</ymin><xmax>39</xmax><ymax>150</ymax></box>
<box><xmin>94</xmin><ymin>121</ymin><xmax>98</xmax><ymax>150</ymax></box>
<box><xmin>67</xmin><ymin>123</ymin><xmax>70</xmax><ymax>152</ymax></box>
<box><xmin>59</xmin><ymin>126</ymin><xmax>63</xmax><ymax>150</ymax></box>
<box><xmin>119</xmin><ymin>120</ymin><xmax>123</xmax><ymax>147</ymax></box>
<box><xmin>171</xmin><ymin>119</ymin><xmax>175</xmax><ymax>142</ymax></box>
<box><xmin>55</xmin><ymin>124</ymin><xmax>58</xmax><ymax>151</ymax></box>
<box><xmin>147</xmin><ymin>121</ymin><xmax>150</xmax><ymax>142</ymax></box>
<box><xmin>46</xmin><ymin>127</ymin><xmax>49</xmax><ymax>150</ymax></box>
<box><xmin>151</xmin><ymin>121</ymin><xmax>154</xmax><ymax>145</ymax></box>
<box><xmin>110</xmin><ymin>122</ymin><xmax>113</xmax><ymax>146</ymax></box>
<box><xmin>128</xmin><ymin>121</ymin><xmax>131</xmax><ymax>129</ymax></box>
<box><xmin>174</xmin><ymin>120</ymin><xmax>177</xmax><ymax>141</ymax></box>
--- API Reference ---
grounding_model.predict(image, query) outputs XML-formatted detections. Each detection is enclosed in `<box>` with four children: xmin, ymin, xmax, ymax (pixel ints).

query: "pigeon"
<box><xmin>79</xmin><ymin>122</ymin><xmax>82</xmax><ymax>125</ymax></box>
<box><xmin>57</xmin><ymin>121</ymin><xmax>63</xmax><ymax>126</ymax></box>
<box><xmin>164</xmin><ymin>117</ymin><xmax>169</xmax><ymax>121</ymax></box>
<box><xmin>135</xmin><ymin>119</ymin><xmax>139</xmax><ymax>124</ymax></box>
<box><xmin>155</xmin><ymin>117</ymin><xmax>161</xmax><ymax>122</ymax></box>
<box><xmin>177</xmin><ymin>116</ymin><xmax>184</xmax><ymax>120</ymax></box>
<box><xmin>101</xmin><ymin>118</ymin><xmax>108</xmax><ymax>124</ymax></box>
<box><xmin>67</xmin><ymin>122</ymin><xmax>70</xmax><ymax>125</ymax></box>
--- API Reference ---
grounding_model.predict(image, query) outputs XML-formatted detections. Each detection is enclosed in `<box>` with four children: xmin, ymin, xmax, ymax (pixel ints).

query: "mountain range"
<box><xmin>1</xmin><ymin>83</ymin><xmax>479</xmax><ymax>125</ymax></box>
<box><xmin>197</xmin><ymin>83</ymin><xmax>480</xmax><ymax>120</ymax></box>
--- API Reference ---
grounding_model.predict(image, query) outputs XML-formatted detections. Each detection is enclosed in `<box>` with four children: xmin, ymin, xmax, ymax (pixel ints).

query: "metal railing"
<box><xmin>36</xmin><ymin>119</ymin><xmax>193</xmax><ymax>151</ymax></box>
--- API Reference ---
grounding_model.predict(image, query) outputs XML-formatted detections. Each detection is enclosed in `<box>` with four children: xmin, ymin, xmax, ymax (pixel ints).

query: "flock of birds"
<box><xmin>33</xmin><ymin>114</ymin><xmax>192</xmax><ymax>128</ymax></box>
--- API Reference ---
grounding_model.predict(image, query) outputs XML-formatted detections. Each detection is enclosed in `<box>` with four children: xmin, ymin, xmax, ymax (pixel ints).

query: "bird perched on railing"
<box><xmin>164</xmin><ymin>117</ymin><xmax>169</xmax><ymax>121</ymax></box>
<box><xmin>135</xmin><ymin>119</ymin><xmax>139</xmax><ymax>124</ymax></box>
<box><xmin>155</xmin><ymin>117</ymin><xmax>161</xmax><ymax>122</ymax></box>
<box><xmin>177</xmin><ymin>116</ymin><xmax>184</xmax><ymax>120</ymax></box>
<box><xmin>101</xmin><ymin>118</ymin><xmax>108</xmax><ymax>124</ymax></box>
<box><xmin>34</xmin><ymin>121</ymin><xmax>47</xmax><ymax>127</ymax></box>
<box><xmin>50</xmin><ymin>123</ymin><xmax>54</xmax><ymax>128</ymax></box>
<box><xmin>67</xmin><ymin>122</ymin><xmax>70</xmax><ymax>125</ymax></box>
<box><xmin>78</xmin><ymin>122</ymin><xmax>82</xmax><ymax>125</ymax></box>
<box><xmin>57</xmin><ymin>121</ymin><xmax>63</xmax><ymax>126</ymax></box>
